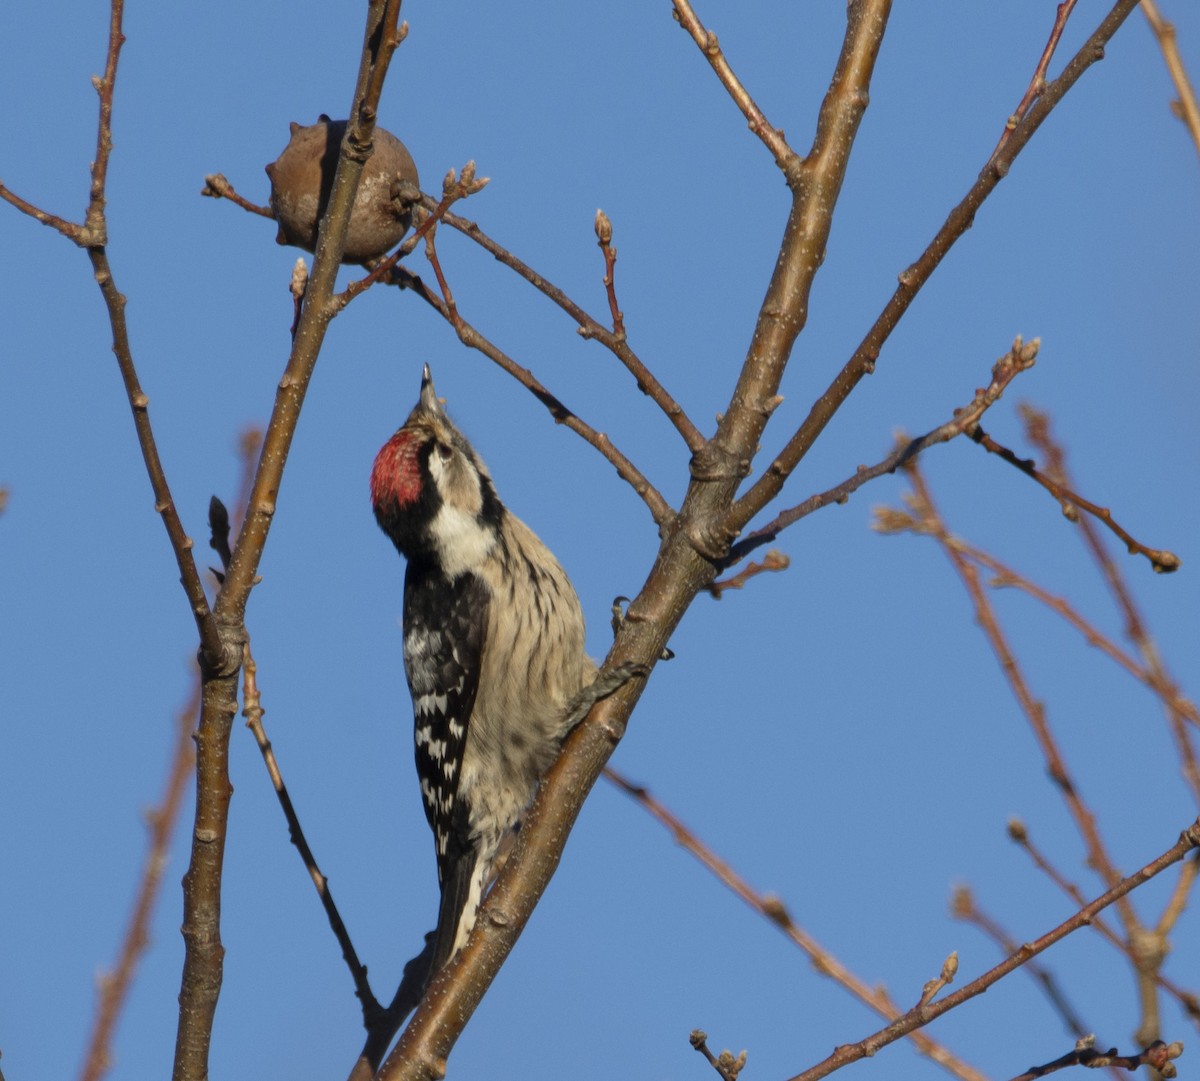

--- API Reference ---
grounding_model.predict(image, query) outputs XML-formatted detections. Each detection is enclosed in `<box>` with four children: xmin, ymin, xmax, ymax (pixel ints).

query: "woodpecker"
<box><xmin>371</xmin><ymin>365</ymin><xmax>598</xmax><ymax>976</ymax></box>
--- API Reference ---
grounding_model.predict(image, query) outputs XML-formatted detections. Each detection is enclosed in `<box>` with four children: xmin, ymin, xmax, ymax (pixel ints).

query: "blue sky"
<box><xmin>2</xmin><ymin>3</ymin><xmax>1198</xmax><ymax>1079</ymax></box>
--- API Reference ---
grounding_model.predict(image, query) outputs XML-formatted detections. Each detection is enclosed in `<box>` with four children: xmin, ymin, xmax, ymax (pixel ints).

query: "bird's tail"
<box><xmin>431</xmin><ymin>848</ymin><xmax>488</xmax><ymax>975</ymax></box>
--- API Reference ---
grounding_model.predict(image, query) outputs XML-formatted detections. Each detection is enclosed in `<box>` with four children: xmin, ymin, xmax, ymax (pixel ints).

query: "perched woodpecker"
<box><xmin>371</xmin><ymin>365</ymin><xmax>597</xmax><ymax>975</ymax></box>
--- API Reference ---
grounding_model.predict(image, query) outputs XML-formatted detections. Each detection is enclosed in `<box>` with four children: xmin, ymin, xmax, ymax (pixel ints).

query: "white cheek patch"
<box><xmin>429</xmin><ymin>503</ymin><xmax>496</xmax><ymax>578</ymax></box>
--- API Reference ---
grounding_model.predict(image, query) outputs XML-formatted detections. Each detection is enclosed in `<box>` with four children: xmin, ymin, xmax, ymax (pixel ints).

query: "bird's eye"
<box><xmin>435</xmin><ymin>442</ymin><xmax>453</xmax><ymax>462</ymax></box>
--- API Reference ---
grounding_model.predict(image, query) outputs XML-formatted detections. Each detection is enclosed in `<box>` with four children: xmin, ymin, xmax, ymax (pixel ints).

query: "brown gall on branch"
<box><xmin>418</xmin><ymin>200</ymin><xmax>706</xmax><ymax>453</ymax></box>
<box><xmin>690</xmin><ymin>1030</ymin><xmax>748</xmax><ymax>1081</ymax></box>
<box><xmin>604</xmin><ymin>768</ymin><xmax>990</xmax><ymax>1081</ymax></box>
<box><xmin>726</xmin><ymin>335</ymin><xmax>1039</xmax><ymax>567</ymax></box>
<box><xmin>968</xmin><ymin>424</ymin><xmax>1181</xmax><ymax>574</ymax></box>
<box><xmin>1008</xmin><ymin>1034</ymin><xmax>1184</xmax><ymax>1081</ymax></box>
<box><xmin>335</xmin><ymin>162</ymin><xmax>489</xmax><ymax>310</ymax></box>
<box><xmin>173</xmin><ymin>4</ymin><xmax>409</xmax><ymax>1079</ymax></box>
<box><xmin>1140</xmin><ymin>0</ymin><xmax>1200</xmax><ymax>162</ymax></box>
<box><xmin>990</xmin><ymin>0</ymin><xmax>1080</xmax><ymax>160</ymax></box>
<box><xmin>728</xmin><ymin>0</ymin><xmax>1143</xmax><ymax>536</ymax></box>
<box><xmin>785</xmin><ymin>817</ymin><xmax>1200</xmax><ymax>1081</ymax></box>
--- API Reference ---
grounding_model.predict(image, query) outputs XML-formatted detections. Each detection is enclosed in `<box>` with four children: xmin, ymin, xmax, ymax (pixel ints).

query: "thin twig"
<box><xmin>200</xmin><ymin>173</ymin><xmax>274</xmax><ymax>217</ymax></box>
<box><xmin>425</xmin><ymin>201</ymin><xmax>705</xmax><ymax>453</ymax></box>
<box><xmin>0</xmin><ymin>0</ymin><xmax>226</xmax><ymax>670</ymax></box>
<box><xmin>1006</xmin><ymin>821</ymin><xmax>1200</xmax><ymax>1029</ymax></box>
<box><xmin>727</xmin><ymin>335</ymin><xmax>1038</xmax><ymax>566</ymax></box>
<box><xmin>943</xmin><ymin>540</ymin><xmax>1200</xmax><ymax>730</ymax></box>
<box><xmin>969</xmin><ymin>425</ymin><xmax>1179</xmax><ymax>573</ymax></box>
<box><xmin>1022</xmin><ymin>406</ymin><xmax>1199</xmax><ymax>798</ymax></box>
<box><xmin>76</xmin><ymin>675</ymin><xmax>198</xmax><ymax>1081</ymax></box>
<box><xmin>1007</xmin><ymin>1035</ymin><xmax>1182</xmax><ymax>1081</ymax></box>
<box><xmin>898</xmin><ymin>464</ymin><xmax>1137</xmax><ymax>928</ymax></box>
<box><xmin>391</xmin><ymin>264</ymin><xmax>675</xmax><ymax>528</ymax></box>
<box><xmin>335</xmin><ymin>162</ymin><xmax>488</xmax><ymax>309</ymax></box>
<box><xmin>604</xmin><ymin>768</ymin><xmax>991</xmax><ymax>1081</ymax></box>
<box><xmin>729</xmin><ymin>0</ymin><xmax>1143</xmax><ymax>537</ymax></box>
<box><xmin>670</xmin><ymin>0</ymin><xmax>797</xmax><ymax>172</ymax></box>
<box><xmin>1141</xmin><ymin>0</ymin><xmax>1200</xmax><ymax>161</ymax></box>
<box><xmin>950</xmin><ymin>885</ymin><xmax>1096</xmax><ymax>1044</ymax></box>
<box><xmin>689</xmin><ymin>1031</ymin><xmax>748</xmax><ymax>1081</ymax></box>
<box><xmin>593</xmin><ymin>209</ymin><xmax>626</xmax><ymax>340</ymax></box>
<box><xmin>240</xmin><ymin>643</ymin><xmax>377</xmax><ymax>1015</ymax></box>
<box><xmin>706</xmin><ymin>550</ymin><xmax>790</xmax><ymax>598</ymax></box>
<box><xmin>991</xmin><ymin>1</ymin><xmax>1080</xmax><ymax>160</ymax></box>
<box><xmin>784</xmin><ymin>817</ymin><xmax>1200</xmax><ymax>1081</ymax></box>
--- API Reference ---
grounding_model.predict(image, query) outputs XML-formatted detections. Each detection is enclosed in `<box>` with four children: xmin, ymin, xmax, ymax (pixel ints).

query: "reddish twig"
<box><xmin>898</xmin><ymin>464</ymin><xmax>1137</xmax><ymax>926</ymax></box>
<box><xmin>1006</xmin><ymin>821</ymin><xmax>1200</xmax><ymax>1030</ymax></box>
<box><xmin>390</xmin><ymin>262</ymin><xmax>674</xmax><ymax>528</ymax></box>
<box><xmin>784</xmin><ymin>817</ymin><xmax>1200</xmax><ymax>1081</ymax></box>
<box><xmin>593</xmin><ymin>209</ymin><xmax>626</xmax><ymax>340</ymax></box>
<box><xmin>969</xmin><ymin>424</ymin><xmax>1180</xmax><ymax>573</ymax></box>
<box><xmin>670</xmin><ymin>0</ymin><xmax>797</xmax><ymax>173</ymax></box>
<box><xmin>991</xmin><ymin>1</ymin><xmax>1080</xmax><ymax>160</ymax></box>
<box><xmin>1022</xmin><ymin>407</ymin><xmax>1199</xmax><ymax>799</ymax></box>
<box><xmin>604</xmin><ymin>768</ymin><xmax>990</xmax><ymax>1081</ymax></box>
<box><xmin>942</xmin><ymin>539</ymin><xmax>1200</xmax><ymax>731</ymax></box>
<box><xmin>199</xmin><ymin>173</ymin><xmax>274</xmax><ymax>217</ymax></box>
<box><xmin>727</xmin><ymin>335</ymin><xmax>1038</xmax><ymax>566</ymax></box>
<box><xmin>76</xmin><ymin>675</ymin><xmax>198</xmax><ymax>1081</ymax></box>
<box><xmin>426</xmin><ymin>201</ymin><xmax>705</xmax><ymax>453</ymax></box>
<box><xmin>951</xmin><ymin>885</ymin><xmax>1096</xmax><ymax>1045</ymax></box>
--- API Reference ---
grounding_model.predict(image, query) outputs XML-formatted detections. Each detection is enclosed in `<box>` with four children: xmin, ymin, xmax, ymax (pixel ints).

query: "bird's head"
<box><xmin>371</xmin><ymin>365</ymin><xmax>501</xmax><ymax>560</ymax></box>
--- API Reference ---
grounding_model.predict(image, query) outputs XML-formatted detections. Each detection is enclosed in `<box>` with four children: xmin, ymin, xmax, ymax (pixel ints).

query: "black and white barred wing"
<box><xmin>402</xmin><ymin>562</ymin><xmax>488</xmax><ymax>867</ymax></box>
<box><xmin>402</xmin><ymin>561</ymin><xmax>490</xmax><ymax>970</ymax></box>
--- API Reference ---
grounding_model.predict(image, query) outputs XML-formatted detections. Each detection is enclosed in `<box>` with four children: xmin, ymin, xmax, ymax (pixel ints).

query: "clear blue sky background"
<box><xmin>2</xmin><ymin>3</ymin><xmax>1198</xmax><ymax>1079</ymax></box>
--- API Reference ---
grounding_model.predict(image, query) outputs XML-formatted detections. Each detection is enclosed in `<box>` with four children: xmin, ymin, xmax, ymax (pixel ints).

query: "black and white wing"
<box><xmin>402</xmin><ymin>559</ymin><xmax>489</xmax><ymax>970</ymax></box>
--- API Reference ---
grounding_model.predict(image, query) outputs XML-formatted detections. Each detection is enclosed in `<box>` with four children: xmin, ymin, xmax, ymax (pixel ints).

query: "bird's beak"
<box><xmin>419</xmin><ymin>363</ymin><xmax>442</xmax><ymax>414</ymax></box>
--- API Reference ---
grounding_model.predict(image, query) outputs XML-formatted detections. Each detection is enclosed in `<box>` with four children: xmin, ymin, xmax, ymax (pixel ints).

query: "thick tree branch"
<box><xmin>173</xmin><ymin>4</ymin><xmax>407</xmax><ymax>1078</ymax></box>
<box><xmin>377</xmin><ymin>5</ymin><xmax>892</xmax><ymax>1076</ymax></box>
<box><xmin>730</xmin><ymin>0</ymin><xmax>1143</xmax><ymax>534</ymax></box>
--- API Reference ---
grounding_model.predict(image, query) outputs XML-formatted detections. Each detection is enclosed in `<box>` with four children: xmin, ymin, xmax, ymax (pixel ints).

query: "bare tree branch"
<box><xmin>728</xmin><ymin>335</ymin><xmax>1038</xmax><ymax>565</ymax></box>
<box><xmin>729</xmin><ymin>0</ymin><xmax>1143</xmax><ymax>536</ymax></box>
<box><xmin>1141</xmin><ymin>0</ymin><xmax>1200</xmax><ymax>160</ymax></box>
<box><xmin>785</xmin><ymin>818</ymin><xmax>1200</xmax><ymax>1081</ymax></box>
<box><xmin>968</xmin><ymin>425</ymin><xmax>1180</xmax><ymax>573</ymax></box>
<box><xmin>606</xmin><ymin>768</ymin><xmax>990</xmax><ymax>1081</ymax></box>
